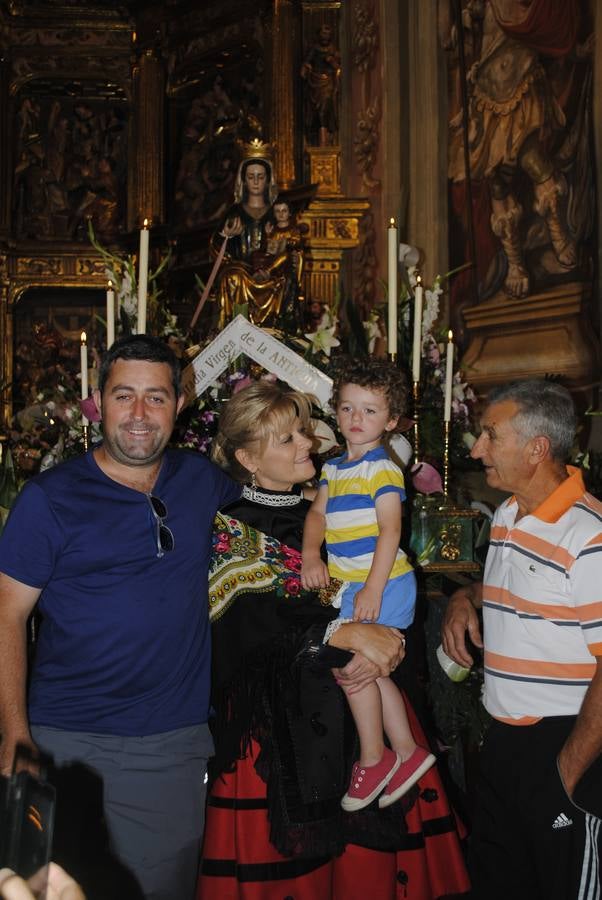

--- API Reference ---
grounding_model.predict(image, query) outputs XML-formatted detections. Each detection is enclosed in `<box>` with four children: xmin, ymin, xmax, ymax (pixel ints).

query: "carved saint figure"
<box><xmin>212</xmin><ymin>147</ymin><xmax>304</xmax><ymax>328</ymax></box>
<box><xmin>300</xmin><ymin>24</ymin><xmax>341</xmax><ymax>146</ymax></box>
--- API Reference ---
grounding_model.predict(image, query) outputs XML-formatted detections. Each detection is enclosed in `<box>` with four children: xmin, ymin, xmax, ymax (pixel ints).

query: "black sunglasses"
<box><xmin>146</xmin><ymin>494</ymin><xmax>175</xmax><ymax>558</ymax></box>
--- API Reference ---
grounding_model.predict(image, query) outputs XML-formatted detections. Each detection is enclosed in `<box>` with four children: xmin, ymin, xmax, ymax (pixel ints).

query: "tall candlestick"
<box><xmin>80</xmin><ymin>331</ymin><xmax>89</xmax><ymax>426</ymax></box>
<box><xmin>444</xmin><ymin>330</ymin><xmax>454</xmax><ymax>422</ymax></box>
<box><xmin>106</xmin><ymin>280</ymin><xmax>115</xmax><ymax>349</ymax></box>
<box><xmin>387</xmin><ymin>218</ymin><xmax>398</xmax><ymax>356</ymax></box>
<box><xmin>137</xmin><ymin>218</ymin><xmax>150</xmax><ymax>334</ymax></box>
<box><xmin>412</xmin><ymin>275</ymin><xmax>423</xmax><ymax>382</ymax></box>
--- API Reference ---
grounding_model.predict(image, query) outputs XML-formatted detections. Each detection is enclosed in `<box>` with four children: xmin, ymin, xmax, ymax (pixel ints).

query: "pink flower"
<box><xmin>232</xmin><ymin>375</ymin><xmax>253</xmax><ymax>394</ymax></box>
<box><xmin>214</xmin><ymin>532</ymin><xmax>231</xmax><ymax>553</ymax></box>
<box><xmin>214</xmin><ymin>540</ymin><xmax>230</xmax><ymax>553</ymax></box>
<box><xmin>284</xmin><ymin>576</ymin><xmax>301</xmax><ymax>596</ymax></box>
<box><xmin>411</xmin><ymin>461</ymin><xmax>443</xmax><ymax>495</ymax></box>
<box><xmin>281</xmin><ymin>544</ymin><xmax>301</xmax><ymax>559</ymax></box>
<box><xmin>79</xmin><ymin>396</ymin><xmax>101</xmax><ymax>422</ymax></box>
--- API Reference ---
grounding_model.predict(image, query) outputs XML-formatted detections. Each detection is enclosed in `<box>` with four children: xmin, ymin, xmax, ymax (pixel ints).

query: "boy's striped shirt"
<box><xmin>321</xmin><ymin>446</ymin><xmax>413</xmax><ymax>582</ymax></box>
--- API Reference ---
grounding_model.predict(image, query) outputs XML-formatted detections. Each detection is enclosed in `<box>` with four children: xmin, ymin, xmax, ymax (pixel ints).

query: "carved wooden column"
<box><xmin>0</xmin><ymin>52</ymin><xmax>9</xmax><ymax>236</ymax></box>
<box><xmin>271</xmin><ymin>0</ymin><xmax>299</xmax><ymax>188</ymax></box>
<box><xmin>0</xmin><ymin>253</ymin><xmax>9</xmax><ymax>432</ymax></box>
<box><xmin>299</xmin><ymin>0</ymin><xmax>371</xmax><ymax>304</ymax></box>
<box><xmin>592</xmin><ymin>0</ymin><xmax>602</xmax><ymax>419</ymax></box>
<box><xmin>132</xmin><ymin>49</ymin><xmax>164</xmax><ymax>227</ymax></box>
<box><xmin>0</xmin><ymin>51</ymin><xmax>9</xmax><ymax>428</ymax></box>
<box><xmin>407</xmin><ymin>0</ymin><xmax>448</xmax><ymax>285</ymax></box>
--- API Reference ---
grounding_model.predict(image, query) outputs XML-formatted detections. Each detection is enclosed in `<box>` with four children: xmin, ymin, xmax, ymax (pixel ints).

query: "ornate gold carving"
<box><xmin>299</xmin><ymin>197</ymin><xmax>370</xmax><ymax>302</ymax></box>
<box><xmin>439</xmin><ymin>523</ymin><xmax>462</xmax><ymax>561</ymax></box>
<box><xmin>308</xmin><ymin>147</ymin><xmax>341</xmax><ymax>196</ymax></box>
<box><xmin>351</xmin><ymin>0</ymin><xmax>380</xmax><ymax>192</ymax></box>
<box><xmin>326</xmin><ymin>219</ymin><xmax>356</xmax><ymax>241</ymax></box>
<box><xmin>352</xmin><ymin>0</ymin><xmax>378</xmax><ymax>73</ymax></box>
<box><xmin>354</xmin><ymin>99</ymin><xmax>380</xmax><ymax>190</ymax></box>
<box><xmin>16</xmin><ymin>257</ymin><xmax>63</xmax><ymax>276</ymax></box>
<box><xmin>76</xmin><ymin>258</ymin><xmax>107</xmax><ymax>277</ymax></box>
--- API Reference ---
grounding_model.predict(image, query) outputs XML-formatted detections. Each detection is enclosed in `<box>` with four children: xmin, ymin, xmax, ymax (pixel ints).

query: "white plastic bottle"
<box><xmin>436</xmin><ymin>644</ymin><xmax>471</xmax><ymax>682</ymax></box>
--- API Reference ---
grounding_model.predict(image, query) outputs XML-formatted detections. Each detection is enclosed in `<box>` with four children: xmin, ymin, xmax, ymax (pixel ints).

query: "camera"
<box><xmin>0</xmin><ymin>765</ymin><xmax>55</xmax><ymax>897</ymax></box>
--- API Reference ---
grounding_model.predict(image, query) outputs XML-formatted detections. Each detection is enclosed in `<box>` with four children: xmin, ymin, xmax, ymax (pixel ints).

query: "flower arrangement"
<box><xmin>87</xmin><ymin>221</ymin><xmax>177</xmax><ymax>339</ymax></box>
<box><xmin>2</xmin><ymin>244</ymin><xmax>483</xmax><ymax>513</ymax></box>
<box><xmin>397</xmin><ymin>266</ymin><xmax>478</xmax><ymax>472</ymax></box>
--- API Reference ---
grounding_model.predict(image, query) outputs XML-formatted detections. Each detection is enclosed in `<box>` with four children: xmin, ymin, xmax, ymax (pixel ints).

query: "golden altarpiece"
<box><xmin>0</xmin><ymin>0</ymin><xmax>374</xmax><ymax>433</ymax></box>
<box><xmin>0</xmin><ymin>0</ymin><xmax>600</xmax><ymax>436</ymax></box>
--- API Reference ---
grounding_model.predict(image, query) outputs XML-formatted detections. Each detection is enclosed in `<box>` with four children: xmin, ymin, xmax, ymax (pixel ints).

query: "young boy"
<box><xmin>301</xmin><ymin>358</ymin><xmax>435</xmax><ymax>811</ymax></box>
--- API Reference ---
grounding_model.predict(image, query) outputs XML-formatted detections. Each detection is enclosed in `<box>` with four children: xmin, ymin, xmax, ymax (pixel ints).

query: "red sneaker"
<box><xmin>341</xmin><ymin>746</ymin><xmax>401</xmax><ymax>812</ymax></box>
<box><xmin>378</xmin><ymin>746</ymin><xmax>436</xmax><ymax>808</ymax></box>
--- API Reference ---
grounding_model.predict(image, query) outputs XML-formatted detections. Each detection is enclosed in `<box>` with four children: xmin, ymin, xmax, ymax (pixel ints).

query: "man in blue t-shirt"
<box><xmin>0</xmin><ymin>335</ymin><xmax>240</xmax><ymax>900</ymax></box>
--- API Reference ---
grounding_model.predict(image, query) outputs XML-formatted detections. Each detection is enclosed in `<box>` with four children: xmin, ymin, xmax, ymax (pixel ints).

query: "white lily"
<box><xmin>305</xmin><ymin>325</ymin><xmax>340</xmax><ymax>357</ymax></box>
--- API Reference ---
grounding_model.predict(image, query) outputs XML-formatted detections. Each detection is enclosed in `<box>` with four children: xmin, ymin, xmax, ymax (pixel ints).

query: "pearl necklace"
<box><xmin>241</xmin><ymin>484</ymin><xmax>303</xmax><ymax>507</ymax></box>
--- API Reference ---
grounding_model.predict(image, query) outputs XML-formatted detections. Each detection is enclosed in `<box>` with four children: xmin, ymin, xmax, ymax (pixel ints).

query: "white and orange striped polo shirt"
<box><xmin>482</xmin><ymin>467</ymin><xmax>602</xmax><ymax>724</ymax></box>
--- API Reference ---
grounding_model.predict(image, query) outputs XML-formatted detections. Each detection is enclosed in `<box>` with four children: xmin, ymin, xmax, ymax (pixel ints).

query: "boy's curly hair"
<box><xmin>331</xmin><ymin>356</ymin><xmax>408</xmax><ymax>420</ymax></box>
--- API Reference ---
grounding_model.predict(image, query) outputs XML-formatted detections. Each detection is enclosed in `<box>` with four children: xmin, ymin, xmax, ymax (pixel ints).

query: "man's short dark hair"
<box><xmin>488</xmin><ymin>379</ymin><xmax>576</xmax><ymax>461</ymax></box>
<box><xmin>98</xmin><ymin>335</ymin><xmax>182</xmax><ymax>398</ymax></box>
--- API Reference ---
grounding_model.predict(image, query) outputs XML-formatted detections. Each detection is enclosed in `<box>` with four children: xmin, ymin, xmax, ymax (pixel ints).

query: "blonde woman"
<box><xmin>198</xmin><ymin>381</ymin><xmax>470</xmax><ymax>900</ymax></box>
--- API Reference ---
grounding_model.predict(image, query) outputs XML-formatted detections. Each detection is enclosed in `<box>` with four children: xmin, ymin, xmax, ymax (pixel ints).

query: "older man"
<box><xmin>442</xmin><ymin>379</ymin><xmax>602</xmax><ymax>900</ymax></box>
<box><xmin>0</xmin><ymin>336</ymin><xmax>240</xmax><ymax>900</ymax></box>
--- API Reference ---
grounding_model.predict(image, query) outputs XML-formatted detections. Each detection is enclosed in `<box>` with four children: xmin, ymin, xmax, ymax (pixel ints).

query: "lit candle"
<box><xmin>106</xmin><ymin>280</ymin><xmax>115</xmax><ymax>349</ymax></box>
<box><xmin>444</xmin><ymin>330</ymin><xmax>454</xmax><ymax>422</ymax></box>
<box><xmin>137</xmin><ymin>218</ymin><xmax>150</xmax><ymax>334</ymax></box>
<box><xmin>412</xmin><ymin>275</ymin><xmax>423</xmax><ymax>382</ymax></box>
<box><xmin>80</xmin><ymin>331</ymin><xmax>89</xmax><ymax>426</ymax></box>
<box><xmin>387</xmin><ymin>218</ymin><xmax>398</xmax><ymax>355</ymax></box>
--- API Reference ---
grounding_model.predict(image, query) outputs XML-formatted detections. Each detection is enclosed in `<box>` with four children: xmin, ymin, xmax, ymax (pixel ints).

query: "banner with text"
<box><xmin>181</xmin><ymin>315</ymin><xmax>333</xmax><ymax>408</ymax></box>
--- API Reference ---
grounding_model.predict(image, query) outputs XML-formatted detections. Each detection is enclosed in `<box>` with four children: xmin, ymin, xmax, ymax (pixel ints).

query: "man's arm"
<box><xmin>558</xmin><ymin>657</ymin><xmax>602</xmax><ymax>796</ymax></box>
<box><xmin>0</xmin><ymin>573</ymin><xmax>41</xmax><ymax>775</ymax></box>
<box><xmin>441</xmin><ymin>581</ymin><xmax>484</xmax><ymax>668</ymax></box>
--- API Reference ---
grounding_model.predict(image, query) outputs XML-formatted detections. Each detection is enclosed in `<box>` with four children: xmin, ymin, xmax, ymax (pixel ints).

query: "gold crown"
<box><xmin>242</xmin><ymin>138</ymin><xmax>273</xmax><ymax>161</ymax></box>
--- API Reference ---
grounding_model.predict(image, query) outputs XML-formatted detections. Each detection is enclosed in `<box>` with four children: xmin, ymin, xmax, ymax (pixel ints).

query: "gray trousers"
<box><xmin>32</xmin><ymin>723</ymin><xmax>213</xmax><ymax>900</ymax></box>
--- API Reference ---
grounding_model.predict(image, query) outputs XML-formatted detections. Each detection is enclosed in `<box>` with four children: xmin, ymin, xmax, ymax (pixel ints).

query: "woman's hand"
<box><xmin>329</xmin><ymin>623</ymin><xmax>404</xmax><ymax>676</ymax></box>
<box><xmin>333</xmin><ymin>653</ymin><xmax>380</xmax><ymax>695</ymax></box>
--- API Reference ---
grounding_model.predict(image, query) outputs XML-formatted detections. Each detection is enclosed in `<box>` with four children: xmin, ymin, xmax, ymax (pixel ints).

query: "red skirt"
<box><xmin>198</xmin><ymin>700</ymin><xmax>471</xmax><ymax>899</ymax></box>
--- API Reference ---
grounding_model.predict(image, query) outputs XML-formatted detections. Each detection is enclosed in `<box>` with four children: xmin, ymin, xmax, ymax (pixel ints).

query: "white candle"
<box><xmin>80</xmin><ymin>331</ymin><xmax>89</xmax><ymax>426</ymax></box>
<box><xmin>387</xmin><ymin>218</ymin><xmax>398</xmax><ymax>355</ymax></box>
<box><xmin>412</xmin><ymin>276</ymin><xmax>423</xmax><ymax>382</ymax></box>
<box><xmin>137</xmin><ymin>218</ymin><xmax>150</xmax><ymax>334</ymax></box>
<box><xmin>444</xmin><ymin>330</ymin><xmax>454</xmax><ymax>422</ymax></box>
<box><xmin>106</xmin><ymin>281</ymin><xmax>115</xmax><ymax>349</ymax></box>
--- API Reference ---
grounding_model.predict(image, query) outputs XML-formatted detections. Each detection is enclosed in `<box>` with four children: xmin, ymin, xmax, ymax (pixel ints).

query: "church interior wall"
<box><xmin>0</xmin><ymin>0</ymin><xmax>599</xmax><ymax>436</ymax></box>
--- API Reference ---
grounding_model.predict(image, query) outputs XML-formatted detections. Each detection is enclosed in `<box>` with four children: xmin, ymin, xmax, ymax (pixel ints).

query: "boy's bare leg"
<box><xmin>378</xmin><ymin>675</ymin><xmax>417</xmax><ymax>761</ymax></box>
<box><xmin>342</xmin><ymin>681</ymin><xmax>385</xmax><ymax>766</ymax></box>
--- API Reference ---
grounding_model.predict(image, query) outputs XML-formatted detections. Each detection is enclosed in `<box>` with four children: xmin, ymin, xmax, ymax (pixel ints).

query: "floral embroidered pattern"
<box><xmin>209</xmin><ymin>513</ymin><xmax>309</xmax><ymax>621</ymax></box>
